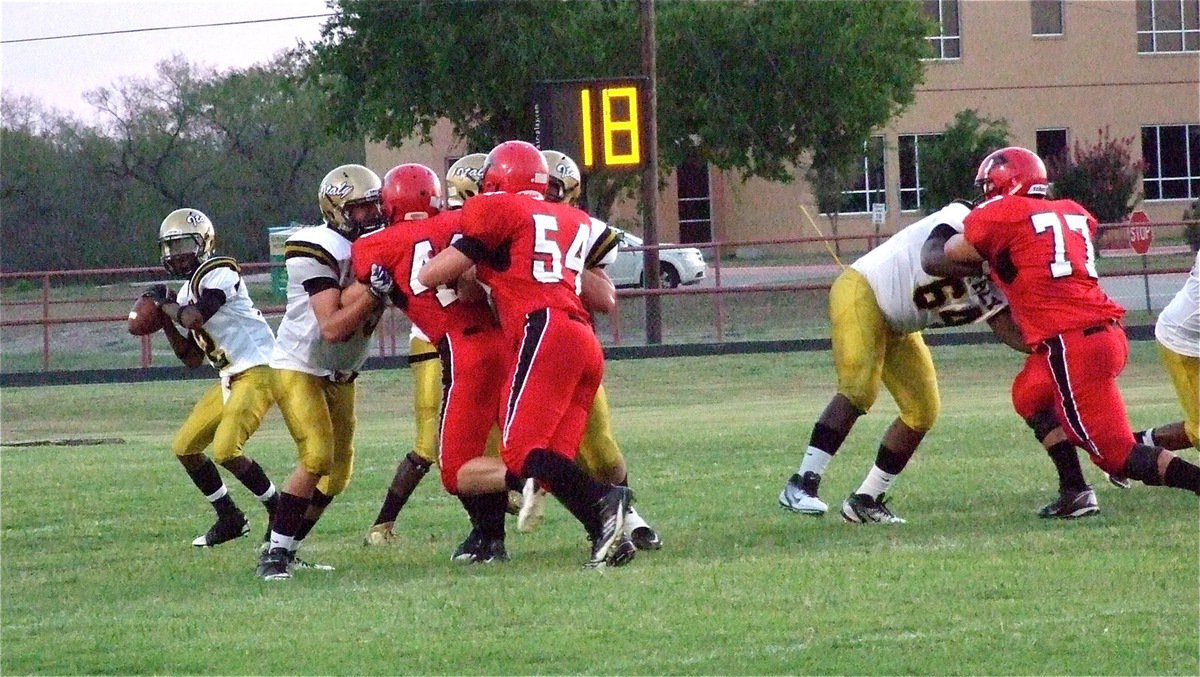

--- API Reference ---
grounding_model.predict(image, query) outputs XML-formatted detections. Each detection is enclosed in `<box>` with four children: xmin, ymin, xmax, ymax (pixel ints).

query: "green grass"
<box><xmin>1</xmin><ymin>343</ymin><xmax>1197</xmax><ymax>675</ymax></box>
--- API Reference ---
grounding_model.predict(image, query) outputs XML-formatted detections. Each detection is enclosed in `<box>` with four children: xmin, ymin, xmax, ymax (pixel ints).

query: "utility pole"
<box><xmin>639</xmin><ymin>0</ymin><xmax>662</xmax><ymax>344</ymax></box>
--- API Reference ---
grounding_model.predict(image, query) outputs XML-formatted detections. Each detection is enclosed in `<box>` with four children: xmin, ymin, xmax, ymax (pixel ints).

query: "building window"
<box><xmin>1036</xmin><ymin>128</ymin><xmax>1069</xmax><ymax>164</ymax></box>
<box><xmin>1141</xmin><ymin>124</ymin><xmax>1200</xmax><ymax>200</ymax></box>
<box><xmin>1032</xmin><ymin>0</ymin><xmax>1064</xmax><ymax>36</ymax></box>
<box><xmin>676</xmin><ymin>156</ymin><xmax>712</xmax><ymax>244</ymax></box>
<box><xmin>839</xmin><ymin>136</ymin><xmax>886</xmax><ymax>215</ymax></box>
<box><xmin>899</xmin><ymin>133</ymin><xmax>941</xmax><ymax>212</ymax></box>
<box><xmin>1137</xmin><ymin>0</ymin><xmax>1200</xmax><ymax>53</ymax></box>
<box><xmin>923</xmin><ymin>0</ymin><xmax>961</xmax><ymax>59</ymax></box>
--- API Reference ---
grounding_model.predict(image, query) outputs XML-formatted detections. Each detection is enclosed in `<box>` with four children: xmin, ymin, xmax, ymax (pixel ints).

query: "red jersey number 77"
<box><xmin>1031</xmin><ymin>212</ymin><xmax>1098</xmax><ymax>279</ymax></box>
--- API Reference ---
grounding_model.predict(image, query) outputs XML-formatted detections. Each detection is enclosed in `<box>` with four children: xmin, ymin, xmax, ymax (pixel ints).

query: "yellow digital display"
<box><xmin>531</xmin><ymin>77</ymin><xmax>647</xmax><ymax>173</ymax></box>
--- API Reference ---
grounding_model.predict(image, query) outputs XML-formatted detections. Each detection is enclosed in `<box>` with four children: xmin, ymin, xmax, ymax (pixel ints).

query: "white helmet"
<box><xmin>445</xmin><ymin>153</ymin><xmax>486</xmax><ymax>209</ymax></box>
<box><xmin>542</xmin><ymin>150</ymin><xmax>582</xmax><ymax>205</ymax></box>
<box><xmin>318</xmin><ymin>164</ymin><xmax>384</xmax><ymax>241</ymax></box>
<box><xmin>158</xmin><ymin>208</ymin><xmax>215</xmax><ymax>277</ymax></box>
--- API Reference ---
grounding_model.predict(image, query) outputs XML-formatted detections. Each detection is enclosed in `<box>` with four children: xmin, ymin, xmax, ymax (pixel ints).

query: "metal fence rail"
<box><xmin>1</xmin><ymin>223</ymin><xmax>1193</xmax><ymax>373</ymax></box>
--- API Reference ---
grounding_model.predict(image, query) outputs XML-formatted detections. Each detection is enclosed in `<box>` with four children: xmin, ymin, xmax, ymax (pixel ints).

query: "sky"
<box><xmin>1</xmin><ymin>1</ymin><xmax>331</xmax><ymax>122</ymax></box>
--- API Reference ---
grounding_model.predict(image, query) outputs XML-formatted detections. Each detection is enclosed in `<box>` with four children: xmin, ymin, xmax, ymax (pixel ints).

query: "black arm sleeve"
<box><xmin>194</xmin><ymin>288</ymin><xmax>227</xmax><ymax>322</ymax></box>
<box><xmin>452</xmin><ymin>235</ymin><xmax>490</xmax><ymax>263</ymax></box>
<box><xmin>921</xmin><ymin>223</ymin><xmax>978</xmax><ymax>277</ymax></box>
<box><xmin>302</xmin><ymin>277</ymin><xmax>340</xmax><ymax>296</ymax></box>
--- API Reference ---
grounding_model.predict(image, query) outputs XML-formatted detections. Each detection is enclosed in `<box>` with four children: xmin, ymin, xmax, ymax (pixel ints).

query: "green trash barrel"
<box><xmin>268</xmin><ymin>224</ymin><xmax>303</xmax><ymax>302</ymax></box>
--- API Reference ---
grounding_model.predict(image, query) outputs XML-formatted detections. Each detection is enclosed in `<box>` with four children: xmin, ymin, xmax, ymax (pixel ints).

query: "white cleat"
<box><xmin>779</xmin><ymin>472</ymin><xmax>828</xmax><ymax>516</ymax></box>
<box><xmin>517</xmin><ymin>478</ymin><xmax>549</xmax><ymax>533</ymax></box>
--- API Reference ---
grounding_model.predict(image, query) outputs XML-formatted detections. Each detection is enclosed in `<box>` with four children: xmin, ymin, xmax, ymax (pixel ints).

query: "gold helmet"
<box><xmin>445</xmin><ymin>153</ymin><xmax>486</xmax><ymax>209</ymax></box>
<box><xmin>542</xmin><ymin>150</ymin><xmax>582</xmax><ymax>205</ymax></box>
<box><xmin>318</xmin><ymin>164</ymin><xmax>384</xmax><ymax>241</ymax></box>
<box><xmin>158</xmin><ymin>208</ymin><xmax>215</xmax><ymax>277</ymax></box>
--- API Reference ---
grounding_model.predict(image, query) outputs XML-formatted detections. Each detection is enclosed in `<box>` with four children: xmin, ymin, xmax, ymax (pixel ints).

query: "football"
<box><xmin>127</xmin><ymin>295</ymin><xmax>166</xmax><ymax>336</ymax></box>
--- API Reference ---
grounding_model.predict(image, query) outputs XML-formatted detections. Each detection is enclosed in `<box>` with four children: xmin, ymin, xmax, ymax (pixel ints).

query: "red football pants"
<box><xmin>437</xmin><ymin>325</ymin><xmax>508</xmax><ymax>494</ymax></box>
<box><xmin>500</xmin><ymin>308</ymin><xmax>604</xmax><ymax>474</ymax></box>
<box><xmin>1011</xmin><ymin>321</ymin><xmax>1134</xmax><ymax>475</ymax></box>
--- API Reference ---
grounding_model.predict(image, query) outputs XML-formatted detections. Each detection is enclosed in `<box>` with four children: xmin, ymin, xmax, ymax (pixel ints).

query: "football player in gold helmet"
<box><xmin>144</xmin><ymin>208</ymin><xmax>280</xmax><ymax>549</ymax></box>
<box><xmin>256</xmin><ymin>164</ymin><xmax>391</xmax><ymax>580</ymax></box>
<box><xmin>512</xmin><ymin>150</ymin><xmax>662</xmax><ymax>552</ymax></box>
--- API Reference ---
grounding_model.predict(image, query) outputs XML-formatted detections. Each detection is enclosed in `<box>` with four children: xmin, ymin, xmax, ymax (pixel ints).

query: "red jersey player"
<box><xmin>351</xmin><ymin>163</ymin><xmax>514</xmax><ymax>563</ymax></box>
<box><xmin>419</xmin><ymin>140</ymin><xmax>634</xmax><ymax>569</ymax></box>
<box><xmin>938</xmin><ymin>146</ymin><xmax>1199</xmax><ymax>497</ymax></box>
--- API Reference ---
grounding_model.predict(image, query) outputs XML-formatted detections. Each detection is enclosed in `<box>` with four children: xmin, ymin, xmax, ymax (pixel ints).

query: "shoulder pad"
<box><xmin>190</xmin><ymin>257</ymin><xmax>239</xmax><ymax>298</ymax></box>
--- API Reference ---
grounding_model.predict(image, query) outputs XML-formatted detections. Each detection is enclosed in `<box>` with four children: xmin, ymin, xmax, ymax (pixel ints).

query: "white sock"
<box><xmin>204</xmin><ymin>485</ymin><xmax>229</xmax><ymax>503</ymax></box>
<box><xmin>268</xmin><ymin>531</ymin><xmax>294</xmax><ymax>553</ymax></box>
<box><xmin>1137</xmin><ymin>429</ymin><xmax>1156</xmax><ymax>446</ymax></box>
<box><xmin>257</xmin><ymin>484</ymin><xmax>277</xmax><ymax>503</ymax></box>
<box><xmin>856</xmin><ymin>465</ymin><xmax>898</xmax><ymax>499</ymax></box>
<box><xmin>797</xmin><ymin>447</ymin><xmax>834</xmax><ymax>477</ymax></box>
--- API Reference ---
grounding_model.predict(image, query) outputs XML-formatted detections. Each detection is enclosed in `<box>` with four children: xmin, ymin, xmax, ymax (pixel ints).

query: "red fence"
<box><xmin>1</xmin><ymin>222</ymin><xmax>1193</xmax><ymax>372</ymax></box>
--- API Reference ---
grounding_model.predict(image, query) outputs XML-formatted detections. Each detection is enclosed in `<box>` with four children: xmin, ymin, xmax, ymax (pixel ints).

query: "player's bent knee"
<box><xmin>1024</xmin><ymin>410</ymin><xmax>1059</xmax><ymax>443</ymax></box>
<box><xmin>901</xmin><ymin>407</ymin><xmax>938</xmax><ymax>433</ymax></box>
<box><xmin>319</xmin><ymin>469</ymin><xmax>351</xmax><ymax>497</ymax></box>
<box><xmin>1123</xmin><ymin>444</ymin><xmax>1163</xmax><ymax>485</ymax></box>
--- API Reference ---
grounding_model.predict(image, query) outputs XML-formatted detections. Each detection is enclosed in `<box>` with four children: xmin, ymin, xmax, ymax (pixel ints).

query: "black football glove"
<box><xmin>142</xmin><ymin>284</ymin><xmax>176</xmax><ymax>307</ymax></box>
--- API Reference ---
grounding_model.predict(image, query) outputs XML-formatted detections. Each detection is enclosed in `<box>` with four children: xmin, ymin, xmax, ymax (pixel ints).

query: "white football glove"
<box><xmin>367</xmin><ymin>263</ymin><xmax>394</xmax><ymax>302</ymax></box>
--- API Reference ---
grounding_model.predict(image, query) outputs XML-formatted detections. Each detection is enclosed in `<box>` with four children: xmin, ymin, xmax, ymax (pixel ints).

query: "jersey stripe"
<box><xmin>189</xmin><ymin>256</ymin><xmax>240</xmax><ymax>299</ymax></box>
<box><xmin>586</xmin><ymin>227</ymin><xmax>620</xmax><ymax>269</ymax></box>
<box><xmin>284</xmin><ymin>241</ymin><xmax>339</xmax><ymax>273</ymax></box>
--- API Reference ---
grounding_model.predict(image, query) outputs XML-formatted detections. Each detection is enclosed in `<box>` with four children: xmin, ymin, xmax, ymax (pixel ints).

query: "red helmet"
<box><xmin>975</xmin><ymin>146</ymin><xmax>1048</xmax><ymax>201</ymax></box>
<box><xmin>481</xmin><ymin>140</ymin><xmax>549</xmax><ymax>197</ymax></box>
<box><xmin>381</xmin><ymin>163</ymin><xmax>443</xmax><ymax>223</ymax></box>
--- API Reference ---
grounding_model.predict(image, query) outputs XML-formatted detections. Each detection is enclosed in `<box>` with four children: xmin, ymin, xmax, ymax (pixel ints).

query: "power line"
<box><xmin>1</xmin><ymin>13</ymin><xmax>334</xmax><ymax>45</ymax></box>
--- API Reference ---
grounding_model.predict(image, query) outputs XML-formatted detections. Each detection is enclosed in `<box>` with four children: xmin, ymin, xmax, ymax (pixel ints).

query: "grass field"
<box><xmin>1</xmin><ymin>342</ymin><xmax>1197</xmax><ymax>675</ymax></box>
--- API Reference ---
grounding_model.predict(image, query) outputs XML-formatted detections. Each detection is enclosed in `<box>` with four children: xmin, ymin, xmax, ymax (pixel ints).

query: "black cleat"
<box><xmin>1038</xmin><ymin>488</ymin><xmax>1099</xmax><ymax>519</ymax></box>
<box><xmin>584</xmin><ymin>486</ymin><xmax>633</xmax><ymax>569</ymax></box>
<box><xmin>841</xmin><ymin>493</ymin><xmax>906</xmax><ymax>524</ymax></box>
<box><xmin>610</xmin><ymin>535</ymin><xmax>637</xmax><ymax>567</ymax></box>
<box><xmin>452</xmin><ymin>528</ymin><xmax>484</xmax><ymax>563</ymax></box>
<box><xmin>630</xmin><ymin>525</ymin><xmax>663</xmax><ymax>551</ymax></box>
<box><xmin>192</xmin><ymin>510</ymin><xmax>249</xmax><ymax>547</ymax></box>
<box><xmin>256</xmin><ymin>547</ymin><xmax>292</xmax><ymax>581</ymax></box>
<box><xmin>1105</xmin><ymin>473</ymin><xmax>1133</xmax><ymax>490</ymax></box>
<box><xmin>474</xmin><ymin>538</ymin><xmax>509</xmax><ymax>564</ymax></box>
<box><xmin>451</xmin><ymin>528</ymin><xmax>508</xmax><ymax>564</ymax></box>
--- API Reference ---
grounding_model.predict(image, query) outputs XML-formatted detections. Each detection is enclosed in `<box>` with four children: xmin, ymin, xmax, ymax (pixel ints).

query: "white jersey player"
<box><xmin>779</xmin><ymin>199</ymin><xmax>1025</xmax><ymax>524</ymax></box>
<box><xmin>271</xmin><ymin>224</ymin><xmax>379</xmax><ymax>378</ymax></box>
<box><xmin>147</xmin><ymin>208</ymin><xmax>279</xmax><ymax>550</ymax></box>
<box><xmin>1142</xmin><ymin>250</ymin><xmax>1200</xmax><ymax>451</ymax></box>
<box><xmin>177</xmin><ymin>258</ymin><xmax>275</xmax><ymax>380</ymax></box>
<box><xmin>850</xmin><ymin>200</ymin><xmax>1006</xmax><ymax>334</ymax></box>
<box><xmin>257</xmin><ymin>163</ymin><xmax>391</xmax><ymax>580</ymax></box>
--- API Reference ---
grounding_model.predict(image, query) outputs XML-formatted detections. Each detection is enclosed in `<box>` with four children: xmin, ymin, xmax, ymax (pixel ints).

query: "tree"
<box><xmin>2</xmin><ymin>54</ymin><xmax>362</xmax><ymax>273</ymax></box>
<box><xmin>920</xmin><ymin>110</ymin><xmax>1010</xmax><ymax>211</ymax></box>
<box><xmin>1047</xmin><ymin>127</ymin><xmax>1143</xmax><ymax>224</ymax></box>
<box><xmin>308</xmin><ymin>0</ymin><xmax>931</xmax><ymax>221</ymax></box>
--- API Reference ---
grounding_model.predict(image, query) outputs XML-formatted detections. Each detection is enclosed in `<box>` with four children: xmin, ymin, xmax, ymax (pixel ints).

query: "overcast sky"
<box><xmin>1</xmin><ymin>0</ymin><xmax>331</xmax><ymax>121</ymax></box>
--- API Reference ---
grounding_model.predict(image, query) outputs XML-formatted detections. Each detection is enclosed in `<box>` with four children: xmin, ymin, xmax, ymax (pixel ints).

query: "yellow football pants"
<box><xmin>272</xmin><ymin>368</ymin><xmax>357</xmax><ymax>497</ymax></box>
<box><xmin>829</xmin><ymin>268</ymin><xmax>940</xmax><ymax>432</ymax></box>
<box><xmin>172</xmin><ymin>365</ymin><xmax>274</xmax><ymax>464</ymax></box>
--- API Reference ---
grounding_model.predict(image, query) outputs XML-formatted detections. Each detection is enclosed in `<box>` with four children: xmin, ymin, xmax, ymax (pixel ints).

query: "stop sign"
<box><xmin>1129</xmin><ymin>210</ymin><xmax>1153</xmax><ymax>254</ymax></box>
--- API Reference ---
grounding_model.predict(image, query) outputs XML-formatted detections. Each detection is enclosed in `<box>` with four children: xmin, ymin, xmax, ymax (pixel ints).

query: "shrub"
<box><xmin>921</xmin><ymin>110</ymin><xmax>1010</xmax><ymax>211</ymax></box>
<box><xmin>1047</xmin><ymin>127</ymin><xmax>1144</xmax><ymax>224</ymax></box>
<box><xmin>1183</xmin><ymin>199</ymin><xmax>1200</xmax><ymax>253</ymax></box>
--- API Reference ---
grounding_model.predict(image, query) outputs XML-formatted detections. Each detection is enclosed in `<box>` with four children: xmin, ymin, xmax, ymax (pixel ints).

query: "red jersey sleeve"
<box><xmin>962</xmin><ymin>200</ymin><xmax>1011</xmax><ymax>259</ymax></box>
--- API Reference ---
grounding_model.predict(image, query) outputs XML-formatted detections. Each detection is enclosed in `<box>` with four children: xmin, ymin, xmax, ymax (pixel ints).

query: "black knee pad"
<box><xmin>1024</xmin><ymin>410</ymin><xmax>1059</xmax><ymax>443</ymax></box>
<box><xmin>1123</xmin><ymin>444</ymin><xmax>1162</xmax><ymax>485</ymax></box>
